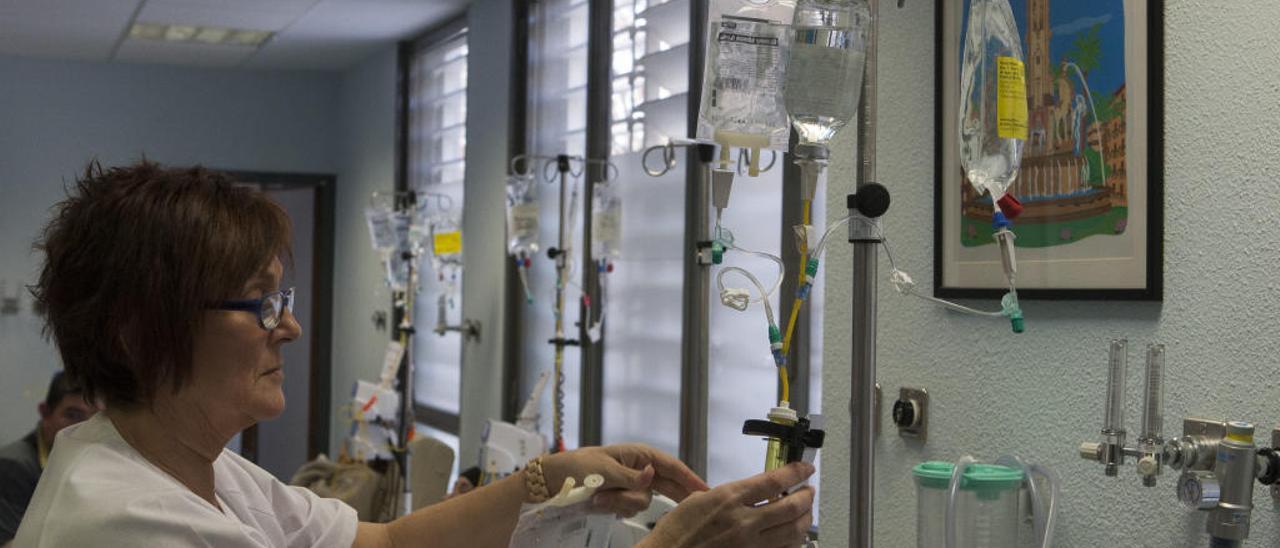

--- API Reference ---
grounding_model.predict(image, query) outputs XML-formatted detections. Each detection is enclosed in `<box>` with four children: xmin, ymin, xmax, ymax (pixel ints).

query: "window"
<box><xmin>523</xmin><ymin>0</ymin><xmax>591</xmax><ymax>450</ymax></box>
<box><xmin>409</xmin><ymin>27</ymin><xmax>468</xmax><ymax>429</ymax></box>
<box><xmin>600</xmin><ymin>0</ymin><xmax>690</xmax><ymax>457</ymax></box>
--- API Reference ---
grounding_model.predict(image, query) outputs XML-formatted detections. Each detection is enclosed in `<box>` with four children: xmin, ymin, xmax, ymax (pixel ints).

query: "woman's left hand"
<box><xmin>539</xmin><ymin>444</ymin><xmax>709</xmax><ymax>517</ymax></box>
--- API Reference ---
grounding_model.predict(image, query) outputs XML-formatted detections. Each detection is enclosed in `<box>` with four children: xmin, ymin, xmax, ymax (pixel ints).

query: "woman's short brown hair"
<box><xmin>32</xmin><ymin>161</ymin><xmax>291</xmax><ymax>409</ymax></box>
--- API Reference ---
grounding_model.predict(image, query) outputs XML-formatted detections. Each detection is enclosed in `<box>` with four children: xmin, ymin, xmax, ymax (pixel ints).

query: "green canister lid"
<box><xmin>912</xmin><ymin>461</ymin><xmax>1023</xmax><ymax>496</ymax></box>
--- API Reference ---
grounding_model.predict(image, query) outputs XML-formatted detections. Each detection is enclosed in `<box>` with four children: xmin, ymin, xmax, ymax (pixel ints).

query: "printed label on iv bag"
<box><xmin>713</xmin><ymin>20</ymin><xmax>782</xmax><ymax>112</ymax></box>
<box><xmin>698</xmin><ymin>17</ymin><xmax>790</xmax><ymax>150</ymax></box>
<box><xmin>997</xmin><ymin>56</ymin><xmax>1028</xmax><ymax>141</ymax></box>
<box><xmin>507</xmin><ymin>203</ymin><xmax>539</xmax><ymax>239</ymax></box>
<box><xmin>432</xmin><ymin>230</ymin><xmax>463</xmax><ymax>256</ymax></box>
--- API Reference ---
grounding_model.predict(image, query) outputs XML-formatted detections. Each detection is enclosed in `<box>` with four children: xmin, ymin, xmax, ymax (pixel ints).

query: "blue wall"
<box><xmin>0</xmin><ymin>55</ymin><xmax>341</xmax><ymax>443</ymax></box>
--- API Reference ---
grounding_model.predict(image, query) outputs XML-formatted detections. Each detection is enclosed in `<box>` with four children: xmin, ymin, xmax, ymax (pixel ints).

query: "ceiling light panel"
<box><xmin>137</xmin><ymin>1</ymin><xmax>307</xmax><ymax>32</ymax></box>
<box><xmin>129</xmin><ymin>22</ymin><xmax>273</xmax><ymax>46</ymax></box>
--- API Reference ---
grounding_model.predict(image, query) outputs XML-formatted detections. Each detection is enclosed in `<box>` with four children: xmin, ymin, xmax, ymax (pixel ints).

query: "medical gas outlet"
<box><xmin>1078</xmin><ymin>339</ymin><xmax>1280</xmax><ymax>546</ymax></box>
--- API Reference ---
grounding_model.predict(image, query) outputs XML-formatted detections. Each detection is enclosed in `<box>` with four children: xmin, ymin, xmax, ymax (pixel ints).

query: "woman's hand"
<box><xmin>638</xmin><ymin>462</ymin><xmax>816</xmax><ymax>548</ymax></box>
<box><xmin>539</xmin><ymin>444</ymin><xmax>709</xmax><ymax>517</ymax></box>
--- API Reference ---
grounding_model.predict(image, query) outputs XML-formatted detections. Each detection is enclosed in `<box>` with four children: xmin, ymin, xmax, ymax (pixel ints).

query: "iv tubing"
<box><xmin>996</xmin><ymin>455</ymin><xmax>1060</xmax><ymax>548</ymax></box>
<box><xmin>944</xmin><ymin>455</ymin><xmax>977</xmax><ymax>548</ymax></box>
<box><xmin>777</xmin><ymin>199</ymin><xmax>814</xmax><ymax>404</ymax></box>
<box><xmin>715</xmin><ymin>244</ymin><xmax>787</xmax><ymax>396</ymax></box>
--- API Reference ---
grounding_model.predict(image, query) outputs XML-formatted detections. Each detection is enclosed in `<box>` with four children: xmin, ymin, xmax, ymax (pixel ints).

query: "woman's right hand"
<box><xmin>639</xmin><ymin>462</ymin><xmax>816</xmax><ymax>548</ymax></box>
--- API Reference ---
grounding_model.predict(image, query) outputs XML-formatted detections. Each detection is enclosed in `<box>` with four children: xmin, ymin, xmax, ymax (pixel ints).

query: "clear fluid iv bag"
<box><xmin>591</xmin><ymin>181</ymin><xmax>622</xmax><ymax>261</ymax></box>
<box><xmin>785</xmin><ymin>0</ymin><xmax>871</xmax><ymax>149</ymax></box>
<box><xmin>506</xmin><ymin>174</ymin><xmax>540</xmax><ymax>257</ymax></box>
<box><xmin>697</xmin><ymin>0</ymin><xmax>796</xmax><ymax>158</ymax></box>
<box><xmin>958</xmin><ymin>0</ymin><xmax>1026</xmax><ymax>203</ymax></box>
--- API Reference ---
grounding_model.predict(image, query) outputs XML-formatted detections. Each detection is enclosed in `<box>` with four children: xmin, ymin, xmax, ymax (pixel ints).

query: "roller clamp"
<box><xmin>742</xmin><ymin>417</ymin><xmax>826</xmax><ymax>464</ymax></box>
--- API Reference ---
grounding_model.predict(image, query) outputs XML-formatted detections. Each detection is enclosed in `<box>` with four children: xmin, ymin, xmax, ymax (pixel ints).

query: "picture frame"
<box><xmin>934</xmin><ymin>0</ymin><xmax>1164</xmax><ymax>300</ymax></box>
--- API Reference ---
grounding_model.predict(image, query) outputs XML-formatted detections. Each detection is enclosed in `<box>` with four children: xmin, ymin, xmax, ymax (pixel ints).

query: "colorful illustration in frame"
<box><xmin>935</xmin><ymin>0</ymin><xmax>1163</xmax><ymax>300</ymax></box>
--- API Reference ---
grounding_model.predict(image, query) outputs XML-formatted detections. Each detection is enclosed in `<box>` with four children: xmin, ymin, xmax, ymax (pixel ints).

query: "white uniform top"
<box><xmin>13</xmin><ymin>414</ymin><xmax>358</xmax><ymax>548</ymax></box>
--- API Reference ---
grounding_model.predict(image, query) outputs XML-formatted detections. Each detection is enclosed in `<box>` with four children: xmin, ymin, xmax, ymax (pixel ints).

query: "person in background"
<box><xmin>0</xmin><ymin>372</ymin><xmax>95</xmax><ymax>545</ymax></box>
<box><xmin>446</xmin><ymin>466</ymin><xmax>482</xmax><ymax>499</ymax></box>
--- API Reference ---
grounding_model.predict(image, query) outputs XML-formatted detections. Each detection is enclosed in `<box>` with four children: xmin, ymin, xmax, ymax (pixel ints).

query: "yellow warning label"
<box><xmin>997</xmin><ymin>56</ymin><xmax>1028</xmax><ymax>141</ymax></box>
<box><xmin>433</xmin><ymin>231</ymin><xmax>462</xmax><ymax>256</ymax></box>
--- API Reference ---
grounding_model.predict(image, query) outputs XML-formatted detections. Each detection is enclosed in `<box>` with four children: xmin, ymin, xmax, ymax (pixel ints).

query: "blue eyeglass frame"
<box><xmin>214</xmin><ymin>287</ymin><xmax>296</xmax><ymax>330</ymax></box>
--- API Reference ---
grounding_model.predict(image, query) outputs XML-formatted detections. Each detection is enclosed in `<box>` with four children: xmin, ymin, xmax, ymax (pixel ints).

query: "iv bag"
<box><xmin>591</xmin><ymin>181</ymin><xmax>622</xmax><ymax>261</ymax></box>
<box><xmin>506</xmin><ymin>174</ymin><xmax>541</xmax><ymax>257</ymax></box>
<box><xmin>383</xmin><ymin>212</ymin><xmax>415</xmax><ymax>291</ymax></box>
<box><xmin>365</xmin><ymin>205</ymin><xmax>397</xmax><ymax>253</ymax></box>
<box><xmin>428</xmin><ymin>214</ymin><xmax>464</xmax><ymax>279</ymax></box>
<box><xmin>958</xmin><ymin>0</ymin><xmax>1026</xmax><ymax>203</ymax></box>
<box><xmin>785</xmin><ymin>0</ymin><xmax>872</xmax><ymax>149</ymax></box>
<box><xmin>696</xmin><ymin>0</ymin><xmax>796</xmax><ymax>155</ymax></box>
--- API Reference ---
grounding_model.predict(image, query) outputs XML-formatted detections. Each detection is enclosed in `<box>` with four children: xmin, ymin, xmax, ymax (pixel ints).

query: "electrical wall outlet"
<box><xmin>893</xmin><ymin>387</ymin><xmax>929</xmax><ymax>443</ymax></box>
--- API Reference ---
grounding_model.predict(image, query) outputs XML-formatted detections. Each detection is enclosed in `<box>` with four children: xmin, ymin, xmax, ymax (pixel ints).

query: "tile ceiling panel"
<box><xmin>115</xmin><ymin>38</ymin><xmax>254</xmax><ymax>67</ymax></box>
<box><xmin>0</xmin><ymin>0</ymin><xmax>139</xmax><ymax>18</ymax></box>
<box><xmin>242</xmin><ymin>37</ymin><xmax>378</xmax><ymax>71</ymax></box>
<box><xmin>141</xmin><ymin>0</ymin><xmax>320</xmax><ymax>11</ymax></box>
<box><xmin>0</xmin><ymin>0</ymin><xmax>138</xmax><ymax>61</ymax></box>
<box><xmin>278</xmin><ymin>0</ymin><xmax>460</xmax><ymax>40</ymax></box>
<box><xmin>0</xmin><ymin>0</ymin><xmax>469</xmax><ymax>71</ymax></box>
<box><xmin>244</xmin><ymin>0</ymin><xmax>463</xmax><ymax>70</ymax></box>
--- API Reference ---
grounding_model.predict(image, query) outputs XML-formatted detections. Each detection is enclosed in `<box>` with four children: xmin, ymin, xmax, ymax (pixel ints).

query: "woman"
<box><xmin>14</xmin><ymin>161</ymin><xmax>815</xmax><ymax>547</ymax></box>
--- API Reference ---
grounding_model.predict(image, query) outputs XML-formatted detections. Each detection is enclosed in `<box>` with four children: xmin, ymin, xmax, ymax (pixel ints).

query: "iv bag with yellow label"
<box><xmin>958</xmin><ymin>0</ymin><xmax>1026</xmax><ymax>203</ymax></box>
<box><xmin>428</xmin><ymin>215</ymin><xmax>463</xmax><ymax>278</ymax></box>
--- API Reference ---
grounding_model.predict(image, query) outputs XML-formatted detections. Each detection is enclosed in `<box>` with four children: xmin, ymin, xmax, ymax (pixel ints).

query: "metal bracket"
<box><xmin>1183</xmin><ymin>418</ymin><xmax>1228</xmax><ymax>439</ymax></box>
<box><xmin>875</xmin><ymin>383</ymin><xmax>881</xmax><ymax>437</ymax></box>
<box><xmin>894</xmin><ymin>387</ymin><xmax>929</xmax><ymax>443</ymax></box>
<box><xmin>435</xmin><ymin>319</ymin><xmax>481</xmax><ymax>342</ymax></box>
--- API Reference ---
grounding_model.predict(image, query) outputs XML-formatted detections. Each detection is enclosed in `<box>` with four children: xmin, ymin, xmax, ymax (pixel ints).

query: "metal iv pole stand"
<box><xmin>849</xmin><ymin>0</ymin><xmax>886</xmax><ymax>545</ymax></box>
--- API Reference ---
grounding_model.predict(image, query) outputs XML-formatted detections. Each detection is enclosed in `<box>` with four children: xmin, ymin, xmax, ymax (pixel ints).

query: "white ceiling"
<box><xmin>0</xmin><ymin>0</ymin><xmax>469</xmax><ymax>71</ymax></box>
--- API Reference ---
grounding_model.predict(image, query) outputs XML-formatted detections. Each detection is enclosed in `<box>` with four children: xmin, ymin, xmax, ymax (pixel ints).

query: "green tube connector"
<box><xmin>1001</xmin><ymin>292</ymin><xmax>1024</xmax><ymax>334</ymax></box>
<box><xmin>712</xmin><ymin>240</ymin><xmax>725</xmax><ymax>265</ymax></box>
<box><xmin>804</xmin><ymin>258</ymin><xmax>819</xmax><ymax>277</ymax></box>
<box><xmin>768</xmin><ymin>324</ymin><xmax>781</xmax><ymax>344</ymax></box>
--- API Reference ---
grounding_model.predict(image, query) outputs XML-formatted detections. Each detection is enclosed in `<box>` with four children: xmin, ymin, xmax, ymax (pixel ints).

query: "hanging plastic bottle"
<box><xmin>506</xmin><ymin>173</ymin><xmax>540</xmax><ymax>304</ymax></box>
<box><xmin>785</xmin><ymin>0</ymin><xmax>872</xmax><ymax>154</ymax></box>
<box><xmin>590</xmin><ymin>181</ymin><xmax>622</xmax><ymax>263</ymax></box>
<box><xmin>958</xmin><ymin>0</ymin><xmax>1025</xmax><ymax>333</ymax></box>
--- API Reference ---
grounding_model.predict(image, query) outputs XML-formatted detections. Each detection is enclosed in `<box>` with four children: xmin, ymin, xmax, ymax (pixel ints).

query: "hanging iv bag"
<box><xmin>785</xmin><ymin>0</ymin><xmax>872</xmax><ymax>150</ymax></box>
<box><xmin>591</xmin><ymin>181</ymin><xmax>622</xmax><ymax>261</ymax></box>
<box><xmin>428</xmin><ymin>214</ymin><xmax>464</xmax><ymax>281</ymax></box>
<box><xmin>506</xmin><ymin>174</ymin><xmax>541</xmax><ymax>258</ymax></box>
<box><xmin>697</xmin><ymin>0</ymin><xmax>796</xmax><ymax>161</ymax></box>
<box><xmin>958</xmin><ymin>0</ymin><xmax>1026</xmax><ymax>203</ymax></box>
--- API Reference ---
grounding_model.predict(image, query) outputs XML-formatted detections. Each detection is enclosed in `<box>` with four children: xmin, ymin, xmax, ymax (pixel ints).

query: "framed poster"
<box><xmin>935</xmin><ymin>0</ymin><xmax>1164</xmax><ymax>300</ymax></box>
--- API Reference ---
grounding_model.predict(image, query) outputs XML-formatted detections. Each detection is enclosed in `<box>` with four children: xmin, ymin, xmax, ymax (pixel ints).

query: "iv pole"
<box><xmin>549</xmin><ymin>154</ymin><xmax>574</xmax><ymax>453</ymax></box>
<box><xmin>849</xmin><ymin>0</ymin><xmax>887</xmax><ymax>545</ymax></box>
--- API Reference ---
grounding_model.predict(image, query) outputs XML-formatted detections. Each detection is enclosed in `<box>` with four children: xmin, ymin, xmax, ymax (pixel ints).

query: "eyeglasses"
<box><xmin>214</xmin><ymin>287</ymin><xmax>295</xmax><ymax>330</ymax></box>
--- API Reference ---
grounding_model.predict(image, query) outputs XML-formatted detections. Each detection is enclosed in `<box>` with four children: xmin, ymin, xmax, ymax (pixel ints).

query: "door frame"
<box><xmin>222</xmin><ymin>169</ymin><xmax>337</xmax><ymax>464</ymax></box>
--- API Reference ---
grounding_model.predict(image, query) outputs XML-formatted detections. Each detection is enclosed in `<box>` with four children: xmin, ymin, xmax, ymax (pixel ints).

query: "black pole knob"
<box><xmin>846</xmin><ymin>182</ymin><xmax>891</xmax><ymax>218</ymax></box>
<box><xmin>556</xmin><ymin>154</ymin><xmax>571</xmax><ymax>173</ymax></box>
<box><xmin>693</xmin><ymin>142</ymin><xmax>718</xmax><ymax>165</ymax></box>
